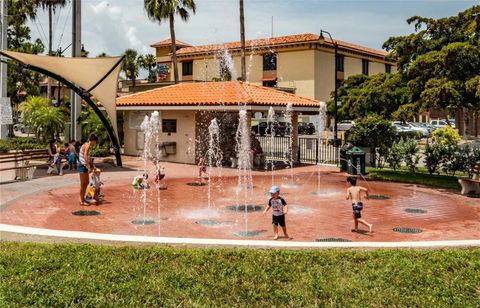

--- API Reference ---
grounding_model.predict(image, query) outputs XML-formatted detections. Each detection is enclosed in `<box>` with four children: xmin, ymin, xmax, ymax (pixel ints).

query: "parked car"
<box><xmin>331</xmin><ymin>120</ymin><xmax>355</xmax><ymax>131</ymax></box>
<box><xmin>298</xmin><ymin>122</ymin><xmax>315</xmax><ymax>135</ymax></box>
<box><xmin>429</xmin><ymin>119</ymin><xmax>455</xmax><ymax>129</ymax></box>
<box><xmin>19</xmin><ymin>125</ymin><xmax>32</xmax><ymax>134</ymax></box>
<box><xmin>392</xmin><ymin>121</ymin><xmax>428</xmax><ymax>137</ymax></box>
<box><xmin>406</xmin><ymin>122</ymin><xmax>429</xmax><ymax>137</ymax></box>
<box><xmin>251</xmin><ymin>122</ymin><xmax>287</xmax><ymax>137</ymax></box>
<box><xmin>13</xmin><ymin>123</ymin><xmax>22</xmax><ymax>131</ymax></box>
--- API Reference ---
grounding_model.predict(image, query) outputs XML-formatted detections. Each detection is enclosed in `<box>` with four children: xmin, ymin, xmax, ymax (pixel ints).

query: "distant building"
<box><xmin>150</xmin><ymin>33</ymin><xmax>397</xmax><ymax>103</ymax></box>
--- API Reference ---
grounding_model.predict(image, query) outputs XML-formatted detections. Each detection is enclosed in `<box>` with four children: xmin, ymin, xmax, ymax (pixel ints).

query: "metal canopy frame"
<box><xmin>0</xmin><ymin>52</ymin><xmax>124</xmax><ymax>167</ymax></box>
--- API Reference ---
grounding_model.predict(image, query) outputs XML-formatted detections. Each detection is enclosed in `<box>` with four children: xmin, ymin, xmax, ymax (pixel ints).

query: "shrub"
<box><xmin>0</xmin><ymin>140</ymin><xmax>9</xmax><ymax>153</ymax></box>
<box><xmin>432</xmin><ymin>126</ymin><xmax>460</xmax><ymax>146</ymax></box>
<box><xmin>465</xmin><ymin>146</ymin><xmax>480</xmax><ymax>178</ymax></box>
<box><xmin>397</xmin><ymin>130</ymin><xmax>422</xmax><ymax>140</ymax></box>
<box><xmin>386</xmin><ymin>139</ymin><xmax>403</xmax><ymax>170</ymax></box>
<box><xmin>424</xmin><ymin>143</ymin><xmax>445</xmax><ymax>175</ymax></box>
<box><xmin>90</xmin><ymin>145</ymin><xmax>110</xmax><ymax>157</ymax></box>
<box><xmin>402</xmin><ymin>138</ymin><xmax>420</xmax><ymax>172</ymax></box>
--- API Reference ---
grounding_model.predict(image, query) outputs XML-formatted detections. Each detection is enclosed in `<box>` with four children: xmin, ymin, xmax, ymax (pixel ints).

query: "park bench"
<box><xmin>458</xmin><ymin>162</ymin><xmax>480</xmax><ymax>195</ymax></box>
<box><xmin>0</xmin><ymin>149</ymin><xmax>50</xmax><ymax>182</ymax></box>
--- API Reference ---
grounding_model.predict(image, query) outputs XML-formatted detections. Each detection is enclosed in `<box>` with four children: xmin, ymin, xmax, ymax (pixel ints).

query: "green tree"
<box><xmin>19</xmin><ymin>96</ymin><xmax>65</xmax><ymax>140</ymax></box>
<box><xmin>331</xmin><ymin>73</ymin><xmax>409</xmax><ymax>120</ymax></box>
<box><xmin>138</xmin><ymin>54</ymin><xmax>157</xmax><ymax>83</ymax></box>
<box><xmin>144</xmin><ymin>0</ymin><xmax>196</xmax><ymax>84</ymax></box>
<box><xmin>122</xmin><ymin>48</ymin><xmax>140</xmax><ymax>88</ymax></box>
<box><xmin>384</xmin><ymin>5</ymin><xmax>480</xmax><ymax>134</ymax></box>
<box><xmin>348</xmin><ymin>115</ymin><xmax>397</xmax><ymax>166</ymax></box>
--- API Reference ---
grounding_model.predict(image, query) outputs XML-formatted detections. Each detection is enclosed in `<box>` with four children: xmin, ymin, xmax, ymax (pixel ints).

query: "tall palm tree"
<box><xmin>139</xmin><ymin>54</ymin><xmax>158</xmax><ymax>83</ymax></box>
<box><xmin>144</xmin><ymin>0</ymin><xmax>196</xmax><ymax>84</ymax></box>
<box><xmin>122</xmin><ymin>49</ymin><xmax>140</xmax><ymax>88</ymax></box>
<box><xmin>239</xmin><ymin>0</ymin><xmax>246</xmax><ymax>82</ymax></box>
<box><xmin>34</xmin><ymin>0</ymin><xmax>69</xmax><ymax>100</ymax></box>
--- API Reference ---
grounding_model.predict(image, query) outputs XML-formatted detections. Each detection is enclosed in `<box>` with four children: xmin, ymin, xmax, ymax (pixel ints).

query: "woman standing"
<box><xmin>78</xmin><ymin>134</ymin><xmax>98</xmax><ymax>205</ymax></box>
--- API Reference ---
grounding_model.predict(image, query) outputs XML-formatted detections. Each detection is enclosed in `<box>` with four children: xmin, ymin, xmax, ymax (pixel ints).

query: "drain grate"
<box><xmin>196</xmin><ymin>219</ymin><xmax>221</xmax><ymax>226</ymax></box>
<box><xmin>234</xmin><ymin>230</ymin><xmax>265</xmax><ymax>237</ymax></box>
<box><xmin>315</xmin><ymin>238</ymin><xmax>352</xmax><ymax>242</ymax></box>
<box><xmin>404</xmin><ymin>208</ymin><xmax>427</xmax><ymax>214</ymax></box>
<box><xmin>72</xmin><ymin>210</ymin><xmax>100</xmax><ymax>216</ymax></box>
<box><xmin>369</xmin><ymin>195</ymin><xmax>390</xmax><ymax>200</ymax></box>
<box><xmin>393</xmin><ymin>227</ymin><xmax>422</xmax><ymax>234</ymax></box>
<box><xmin>186</xmin><ymin>182</ymin><xmax>207</xmax><ymax>186</ymax></box>
<box><xmin>132</xmin><ymin>219</ymin><xmax>156</xmax><ymax>225</ymax></box>
<box><xmin>466</xmin><ymin>193</ymin><xmax>480</xmax><ymax>198</ymax></box>
<box><xmin>226</xmin><ymin>205</ymin><xmax>263</xmax><ymax>212</ymax></box>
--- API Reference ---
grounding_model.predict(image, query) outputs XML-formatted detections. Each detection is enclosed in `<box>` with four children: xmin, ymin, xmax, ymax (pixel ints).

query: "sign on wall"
<box><xmin>0</xmin><ymin>97</ymin><xmax>12</xmax><ymax>125</ymax></box>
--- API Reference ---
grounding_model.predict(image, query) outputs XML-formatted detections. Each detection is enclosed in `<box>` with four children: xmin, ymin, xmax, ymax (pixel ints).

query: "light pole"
<box><xmin>319</xmin><ymin>29</ymin><xmax>338</xmax><ymax>145</ymax></box>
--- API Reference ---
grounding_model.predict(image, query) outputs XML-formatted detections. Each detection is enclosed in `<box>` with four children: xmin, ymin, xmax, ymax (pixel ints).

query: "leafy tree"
<box><xmin>19</xmin><ymin>96</ymin><xmax>65</xmax><ymax>140</ymax></box>
<box><xmin>391</xmin><ymin>103</ymin><xmax>418</xmax><ymax>122</ymax></box>
<box><xmin>144</xmin><ymin>0</ymin><xmax>196</xmax><ymax>84</ymax></box>
<box><xmin>384</xmin><ymin>5</ymin><xmax>480</xmax><ymax>134</ymax></box>
<box><xmin>122</xmin><ymin>48</ymin><xmax>140</xmax><ymax>88</ymax></box>
<box><xmin>138</xmin><ymin>54</ymin><xmax>157</xmax><ymax>83</ymax></box>
<box><xmin>348</xmin><ymin>115</ymin><xmax>397</xmax><ymax>166</ymax></box>
<box><xmin>331</xmin><ymin>73</ymin><xmax>409</xmax><ymax>120</ymax></box>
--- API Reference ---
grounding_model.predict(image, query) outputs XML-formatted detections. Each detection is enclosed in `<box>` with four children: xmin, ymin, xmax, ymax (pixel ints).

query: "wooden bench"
<box><xmin>0</xmin><ymin>149</ymin><xmax>50</xmax><ymax>181</ymax></box>
<box><xmin>458</xmin><ymin>162</ymin><xmax>480</xmax><ymax>195</ymax></box>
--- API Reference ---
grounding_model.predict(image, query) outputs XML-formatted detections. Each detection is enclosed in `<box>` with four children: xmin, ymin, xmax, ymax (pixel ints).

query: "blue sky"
<box><xmin>28</xmin><ymin>0</ymin><xmax>478</xmax><ymax>58</ymax></box>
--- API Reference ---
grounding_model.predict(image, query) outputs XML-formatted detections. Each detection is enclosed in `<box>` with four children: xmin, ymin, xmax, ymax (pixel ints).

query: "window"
<box><xmin>262</xmin><ymin>80</ymin><xmax>277</xmax><ymax>88</ymax></box>
<box><xmin>162</xmin><ymin>119</ymin><xmax>177</xmax><ymax>133</ymax></box>
<box><xmin>336</xmin><ymin>55</ymin><xmax>344</xmax><ymax>72</ymax></box>
<box><xmin>263</xmin><ymin>53</ymin><xmax>277</xmax><ymax>71</ymax></box>
<box><xmin>362</xmin><ymin>59</ymin><xmax>369</xmax><ymax>75</ymax></box>
<box><xmin>385</xmin><ymin>63</ymin><xmax>392</xmax><ymax>74</ymax></box>
<box><xmin>182</xmin><ymin>61</ymin><xmax>193</xmax><ymax>76</ymax></box>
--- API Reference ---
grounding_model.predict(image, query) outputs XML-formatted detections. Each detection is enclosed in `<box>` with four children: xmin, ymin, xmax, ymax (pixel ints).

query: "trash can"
<box><xmin>340</xmin><ymin>143</ymin><xmax>354</xmax><ymax>172</ymax></box>
<box><xmin>346</xmin><ymin>146</ymin><xmax>365</xmax><ymax>175</ymax></box>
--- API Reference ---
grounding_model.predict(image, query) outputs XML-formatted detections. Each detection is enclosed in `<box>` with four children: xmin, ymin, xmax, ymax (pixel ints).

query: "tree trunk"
<box><xmin>169</xmin><ymin>13</ymin><xmax>179</xmax><ymax>84</ymax></box>
<box><xmin>46</xmin><ymin>5</ymin><xmax>53</xmax><ymax>101</ymax></box>
<box><xmin>239</xmin><ymin>0</ymin><xmax>246</xmax><ymax>82</ymax></box>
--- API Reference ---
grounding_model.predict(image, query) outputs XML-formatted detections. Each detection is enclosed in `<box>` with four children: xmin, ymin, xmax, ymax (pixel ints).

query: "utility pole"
<box><xmin>70</xmin><ymin>0</ymin><xmax>82</xmax><ymax>141</ymax></box>
<box><xmin>239</xmin><ymin>0</ymin><xmax>246</xmax><ymax>82</ymax></box>
<box><xmin>0</xmin><ymin>0</ymin><xmax>11</xmax><ymax>139</ymax></box>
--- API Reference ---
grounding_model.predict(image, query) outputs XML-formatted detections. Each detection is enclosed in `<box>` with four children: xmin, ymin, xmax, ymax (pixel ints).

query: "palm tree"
<box><xmin>97</xmin><ymin>52</ymin><xmax>109</xmax><ymax>58</ymax></box>
<box><xmin>239</xmin><ymin>0</ymin><xmax>246</xmax><ymax>82</ymax></box>
<box><xmin>122</xmin><ymin>49</ymin><xmax>140</xmax><ymax>88</ymax></box>
<box><xmin>34</xmin><ymin>0</ymin><xmax>69</xmax><ymax>100</ymax></box>
<box><xmin>144</xmin><ymin>0</ymin><xmax>196</xmax><ymax>84</ymax></box>
<box><xmin>139</xmin><ymin>54</ymin><xmax>158</xmax><ymax>83</ymax></box>
<box><xmin>19</xmin><ymin>96</ymin><xmax>65</xmax><ymax>140</ymax></box>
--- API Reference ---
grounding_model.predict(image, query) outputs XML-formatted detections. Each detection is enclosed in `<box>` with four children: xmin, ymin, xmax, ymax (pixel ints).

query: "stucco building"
<box><xmin>150</xmin><ymin>33</ymin><xmax>397</xmax><ymax>103</ymax></box>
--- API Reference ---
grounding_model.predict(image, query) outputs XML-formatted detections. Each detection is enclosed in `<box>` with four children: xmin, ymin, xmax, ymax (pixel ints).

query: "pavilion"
<box><xmin>116</xmin><ymin>81</ymin><xmax>320</xmax><ymax>165</ymax></box>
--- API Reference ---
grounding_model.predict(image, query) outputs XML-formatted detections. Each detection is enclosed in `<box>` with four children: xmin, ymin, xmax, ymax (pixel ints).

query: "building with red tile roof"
<box><xmin>150</xmin><ymin>33</ymin><xmax>396</xmax><ymax>103</ymax></box>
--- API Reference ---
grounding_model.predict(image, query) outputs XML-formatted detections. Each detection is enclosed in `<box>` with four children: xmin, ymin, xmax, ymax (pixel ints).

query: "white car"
<box><xmin>430</xmin><ymin>119</ymin><xmax>455</xmax><ymax>129</ymax></box>
<box><xmin>332</xmin><ymin>120</ymin><xmax>355</xmax><ymax>131</ymax></box>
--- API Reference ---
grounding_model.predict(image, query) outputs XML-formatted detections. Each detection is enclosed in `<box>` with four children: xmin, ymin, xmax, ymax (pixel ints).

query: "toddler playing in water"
<box><xmin>90</xmin><ymin>168</ymin><xmax>103</xmax><ymax>202</ymax></box>
<box><xmin>263</xmin><ymin>185</ymin><xmax>289</xmax><ymax>240</ymax></box>
<box><xmin>197</xmin><ymin>157</ymin><xmax>207</xmax><ymax>184</ymax></box>
<box><xmin>154</xmin><ymin>162</ymin><xmax>166</xmax><ymax>189</ymax></box>
<box><xmin>133</xmin><ymin>173</ymin><xmax>149</xmax><ymax>189</ymax></box>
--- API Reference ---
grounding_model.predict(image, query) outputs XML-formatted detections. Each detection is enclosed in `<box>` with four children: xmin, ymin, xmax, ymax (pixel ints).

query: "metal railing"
<box><xmin>257</xmin><ymin>136</ymin><xmax>339</xmax><ymax>165</ymax></box>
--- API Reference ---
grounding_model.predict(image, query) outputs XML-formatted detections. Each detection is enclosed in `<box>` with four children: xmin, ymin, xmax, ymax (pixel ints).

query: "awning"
<box><xmin>261</xmin><ymin>77</ymin><xmax>277</xmax><ymax>81</ymax></box>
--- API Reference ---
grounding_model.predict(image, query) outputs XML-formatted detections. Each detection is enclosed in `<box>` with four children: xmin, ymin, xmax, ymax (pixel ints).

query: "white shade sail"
<box><xmin>0</xmin><ymin>50</ymin><xmax>123</xmax><ymax>138</ymax></box>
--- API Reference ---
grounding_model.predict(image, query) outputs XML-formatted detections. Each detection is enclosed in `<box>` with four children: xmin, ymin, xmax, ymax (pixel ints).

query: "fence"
<box><xmin>257</xmin><ymin>136</ymin><xmax>339</xmax><ymax>165</ymax></box>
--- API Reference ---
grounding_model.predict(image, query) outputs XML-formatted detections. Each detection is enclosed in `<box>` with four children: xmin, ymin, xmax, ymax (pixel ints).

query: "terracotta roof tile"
<box><xmin>174</xmin><ymin>33</ymin><xmax>388</xmax><ymax>57</ymax></box>
<box><xmin>150</xmin><ymin>38</ymin><xmax>192</xmax><ymax>48</ymax></box>
<box><xmin>117</xmin><ymin>81</ymin><xmax>319</xmax><ymax>107</ymax></box>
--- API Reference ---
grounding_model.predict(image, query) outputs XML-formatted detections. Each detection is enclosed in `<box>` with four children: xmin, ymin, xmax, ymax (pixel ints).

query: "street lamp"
<box><xmin>319</xmin><ymin>29</ymin><xmax>339</xmax><ymax>145</ymax></box>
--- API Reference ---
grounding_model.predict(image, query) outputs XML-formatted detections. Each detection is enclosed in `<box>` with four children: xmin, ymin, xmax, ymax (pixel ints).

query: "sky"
<box><xmin>27</xmin><ymin>0</ymin><xmax>478</xmax><ymax>58</ymax></box>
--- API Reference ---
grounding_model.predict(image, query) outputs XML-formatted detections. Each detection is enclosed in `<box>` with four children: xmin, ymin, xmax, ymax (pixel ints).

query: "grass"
<box><xmin>366</xmin><ymin>167</ymin><xmax>461</xmax><ymax>190</ymax></box>
<box><xmin>1</xmin><ymin>242</ymin><xmax>479</xmax><ymax>306</ymax></box>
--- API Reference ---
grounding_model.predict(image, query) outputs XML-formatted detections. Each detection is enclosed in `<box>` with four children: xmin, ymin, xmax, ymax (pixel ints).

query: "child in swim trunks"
<box><xmin>263</xmin><ymin>185</ymin><xmax>289</xmax><ymax>240</ymax></box>
<box><xmin>154</xmin><ymin>162</ymin><xmax>166</xmax><ymax>189</ymax></box>
<box><xmin>346</xmin><ymin>176</ymin><xmax>373</xmax><ymax>233</ymax></box>
<box><xmin>198</xmin><ymin>157</ymin><xmax>207</xmax><ymax>184</ymax></box>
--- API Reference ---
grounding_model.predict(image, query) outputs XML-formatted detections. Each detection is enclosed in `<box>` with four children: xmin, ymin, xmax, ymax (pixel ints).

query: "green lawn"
<box><xmin>1</xmin><ymin>242</ymin><xmax>479</xmax><ymax>306</ymax></box>
<box><xmin>366</xmin><ymin>167</ymin><xmax>462</xmax><ymax>190</ymax></box>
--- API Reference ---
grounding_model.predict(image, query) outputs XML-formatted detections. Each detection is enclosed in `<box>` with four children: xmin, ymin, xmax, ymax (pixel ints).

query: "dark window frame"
<box><xmin>162</xmin><ymin>119</ymin><xmax>177</xmax><ymax>133</ymax></box>
<box><xmin>262</xmin><ymin>80</ymin><xmax>277</xmax><ymax>88</ymax></box>
<box><xmin>182</xmin><ymin>61</ymin><xmax>193</xmax><ymax>76</ymax></box>
<box><xmin>336</xmin><ymin>55</ymin><xmax>344</xmax><ymax>72</ymax></box>
<box><xmin>263</xmin><ymin>53</ymin><xmax>277</xmax><ymax>71</ymax></box>
<box><xmin>362</xmin><ymin>59</ymin><xmax>369</xmax><ymax>75</ymax></box>
<box><xmin>385</xmin><ymin>63</ymin><xmax>392</xmax><ymax>74</ymax></box>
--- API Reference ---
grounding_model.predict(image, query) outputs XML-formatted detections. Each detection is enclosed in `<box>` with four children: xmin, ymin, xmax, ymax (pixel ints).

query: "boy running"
<box><xmin>346</xmin><ymin>176</ymin><xmax>373</xmax><ymax>233</ymax></box>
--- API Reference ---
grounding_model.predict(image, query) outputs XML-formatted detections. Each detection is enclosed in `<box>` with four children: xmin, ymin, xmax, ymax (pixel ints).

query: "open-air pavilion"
<box><xmin>117</xmin><ymin>81</ymin><xmax>321</xmax><ymax>166</ymax></box>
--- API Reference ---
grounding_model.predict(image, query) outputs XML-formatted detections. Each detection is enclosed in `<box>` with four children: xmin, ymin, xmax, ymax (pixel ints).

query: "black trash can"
<box><xmin>346</xmin><ymin>146</ymin><xmax>365</xmax><ymax>175</ymax></box>
<box><xmin>340</xmin><ymin>143</ymin><xmax>354</xmax><ymax>172</ymax></box>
